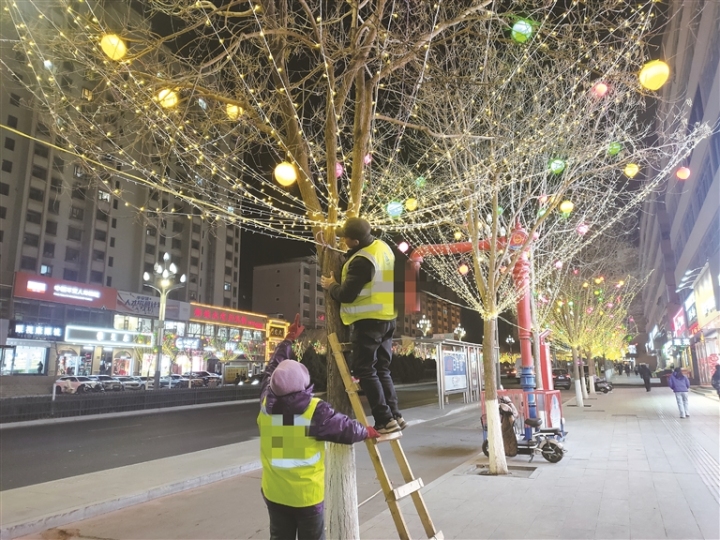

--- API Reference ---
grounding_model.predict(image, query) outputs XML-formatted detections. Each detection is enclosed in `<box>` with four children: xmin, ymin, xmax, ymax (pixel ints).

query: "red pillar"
<box><xmin>512</xmin><ymin>252</ymin><xmax>534</xmax><ymax>371</ymax></box>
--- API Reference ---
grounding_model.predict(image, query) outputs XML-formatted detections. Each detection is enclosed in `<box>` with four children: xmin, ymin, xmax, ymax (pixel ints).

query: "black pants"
<box><xmin>267</xmin><ymin>506</ymin><xmax>325</xmax><ymax>540</ymax></box>
<box><xmin>350</xmin><ymin>318</ymin><xmax>400</xmax><ymax>426</ymax></box>
<box><xmin>643</xmin><ymin>377</ymin><xmax>651</xmax><ymax>391</ymax></box>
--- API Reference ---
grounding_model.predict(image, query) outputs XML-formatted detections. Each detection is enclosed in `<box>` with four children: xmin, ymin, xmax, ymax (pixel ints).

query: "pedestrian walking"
<box><xmin>712</xmin><ymin>364</ymin><xmax>720</xmax><ymax>398</ymax></box>
<box><xmin>258</xmin><ymin>314</ymin><xmax>379</xmax><ymax>540</ymax></box>
<box><xmin>625</xmin><ymin>364</ymin><xmax>631</xmax><ymax>377</ymax></box>
<box><xmin>668</xmin><ymin>367</ymin><xmax>690</xmax><ymax>418</ymax></box>
<box><xmin>639</xmin><ymin>364</ymin><xmax>651</xmax><ymax>392</ymax></box>
<box><xmin>321</xmin><ymin>217</ymin><xmax>404</xmax><ymax>434</ymax></box>
<box><xmin>36</xmin><ymin>361</ymin><xmax>43</xmax><ymax>374</ymax></box>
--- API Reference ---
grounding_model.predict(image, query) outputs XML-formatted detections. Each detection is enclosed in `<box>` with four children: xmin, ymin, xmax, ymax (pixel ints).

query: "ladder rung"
<box><xmin>339</xmin><ymin>342</ymin><xmax>353</xmax><ymax>352</ymax></box>
<box><xmin>392</xmin><ymin>478</ymin><xmax>424</xmax><ymax>501</ymax></box>
<box><xmin>375</xmin><ymin>431</ymin><xmax>403</xmax><ymax>443</ymax></box>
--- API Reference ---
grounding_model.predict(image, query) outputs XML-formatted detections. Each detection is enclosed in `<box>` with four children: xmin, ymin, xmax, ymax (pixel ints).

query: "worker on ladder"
<box><xmin>321</xmin><ymin>217</ymin><xmax>406</xmax><ymax>434</ymax></box>
<box><xmin>258</xmin><ymin>314</ymin><xmax>380</xmax><ymax>540</ymax></box>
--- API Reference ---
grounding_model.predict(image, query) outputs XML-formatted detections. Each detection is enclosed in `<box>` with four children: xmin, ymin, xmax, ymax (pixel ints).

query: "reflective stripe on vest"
<box><xmin>258</xmin><ymin>396</ymin><xmax>325</xmax><ymax>507</ymax></box>
<box><xmin>340</xmin><ymin>239</ymin><xmax>396</xmax><ymax>325</ymax></box>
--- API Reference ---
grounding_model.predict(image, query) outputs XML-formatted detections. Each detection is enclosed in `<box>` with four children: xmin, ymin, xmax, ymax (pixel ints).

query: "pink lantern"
<box><xmin>539</xmin><ymin>194</ymin><xmax>549</xmax><ymax>204</ymax></box>
<box><xmin>591</xmin><ymin>81</ymin><xmax>609</xmax><ymax>98</ymax></box>
<box><xmin>532</xmin><ymin>231</ymin><xmax>540</xmax><ymax>240</ymax></box>
<box><xmin>606</xmin><ymin>302</ymin><xmax>614</xmax><ymax>309</ymax></box>
<box><xmin>586</xmin><ymin>307</ymin><xmax>594</xmax><ymax>314</ymax></box>
<box><xmin>335</xmin><ymin>162</ymin><xmax>344</xmax><ymax>178</ymax></box>
<box><xmin>576</xmin><ymin>222</ymin><xmax>589</xmax><ymax>236</ymax></box>
<box><xmin>363</xmin><ymin>153</ymin><xmax>372</xmax><ymax>165</ymax></box>
<box><xmin>458</xmin><ymin>263</ymin><xmax>470</xmax><ymax>276</ymax></box>
<box><xmin>676</xmin><ymin>167</ymin><xmax>690</xmax><ymax>180</ymax></box>
<box><xmin>554</xmin><ymin>260</ymin><xmax>563</xmax><ymax>269</ymax></box>
<box><xmin>397</xmin><ymin>241</ymin><xmax>409</xmax><ymax>253</ymax></box>
<box><xmin>573</xmin><ymin>269</ymin><xmax>579</xmax><ymax>275</ymax></box>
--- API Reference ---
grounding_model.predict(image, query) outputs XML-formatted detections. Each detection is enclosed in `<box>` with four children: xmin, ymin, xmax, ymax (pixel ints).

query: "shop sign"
<box><xmin>190</xmin><ymin>304</ymin><xmax>266</xmax><ymax>330</ymax></box>
<box><xmin>684</xmin><ymin>292</ymin><xmax>697</xmax><ymax>325</ymax></box>
<box><xmin>672</xmin><ymin>308</ymin><xmax>687</xmax><ymax>337</ymax></box>
<box><xmin>65</xmin><ymin>325</ymin><xmax>154</xmax><ymax>348</ymax></box>
<box><xmin>268</xmin><ymin>326</ymin><xmax>286</xmax><ymax>339</ymax></box>
<box><xmin>671</xmin><ymin>338</ymin><xmax>690</xmax><ymax>347</ymax></box>
<box><xmin>9</xmin><ymin>322</ymin><xmax>64</xmax><ymax>341</ymax></box>
<box><xmin>628</xmin><ymin>344</ymin><xmax>637</xmax><ymax>355</ymax></box>
<box><xmin>175</xmin><ymin>337</ymin><xmax>201</xmax><ymax>350</ymax></box>
<box><xmin>14</xmin><ymin>272</ymin><xmax>116</xmax><ymax>310</ymax></box>
<box><xmin>116</xmin><ymin>291</ymin><xmax>191</xmax><ymax>320</ymax></box>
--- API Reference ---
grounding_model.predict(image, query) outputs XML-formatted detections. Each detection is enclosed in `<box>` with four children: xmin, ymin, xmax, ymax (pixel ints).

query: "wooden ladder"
<box><xmin>328</xmin><ymin>333</ymin><xmax>443</xmax><ymax>540</ymax></box>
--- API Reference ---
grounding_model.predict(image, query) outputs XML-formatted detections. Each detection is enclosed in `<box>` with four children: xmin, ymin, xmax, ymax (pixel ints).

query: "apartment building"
<box><xmin>396</xmin><ymin>283</ymin><xmax>462</xmax><ymax>338</ymax></box>
<box><xmin>638</xmin><ymin>1</ymin><xmax>720</xmax><ymax>383</ymax></box>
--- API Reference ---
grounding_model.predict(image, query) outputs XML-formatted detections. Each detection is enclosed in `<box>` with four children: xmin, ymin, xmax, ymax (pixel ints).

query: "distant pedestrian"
<box><xmin>668</xmin><ymin>367</ymin><xmax>690</xmax><ymax>418</ymax></box>
<box><xmin>233</xmin><ymin>373</ymin><xmax>242</xmax><ymax>385</ymax></box>
<box><xmin>711</xmin><ymin>365</ymin><xmax>720</xmax><ymax>398</ymax></box>
<box><xmin>639</xmin><ymin>365</ymin><xmax>651</xmax><ymax>392</ymax></box>
<box><xmin>36</xmin><ymin>361</ymin><xmax>43</xmax><ymax>374</ymax></box>
<box><xmin>258</xmin><ymin>314</ymin><xmax>379</xmax><ymax>540</ymax></box>
<box><xmin>634</xmin><ymin>366</ymin><xmax>638</xmax><ymax>376</ymax></box>
<box><xmin>625</xmin><ymin>364</ymin><xmax>631</xmax><ymax>377</ymax></box>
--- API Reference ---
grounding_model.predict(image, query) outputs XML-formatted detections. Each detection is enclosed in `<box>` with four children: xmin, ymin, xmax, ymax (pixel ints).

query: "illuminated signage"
<box><xmin>65</xmin><ymin>325</ymin><xmax>154</xmax><ymax>348</ymax></box>
<box><xmin>175</xmin><ymin>338</ymin><xmax>201</xmax><ymax>350</ymax></box>
<box><xmin>671</xmin><ymin>338</ymin><xmax>690</xmax><ymax>347</ymax></box>
<box><xmin>10</xmin><ymin>322</ymin><xmax>64</xmax><ymax>341</ymax></box>
<box><xmin>269</xmin><ymin>326</ymin><xmax>286</xmax><ymax>339</ymax></box>
<box><xmin>628</xmin><ymin>344</ymin><xmax>637</xmax><ymax>355</ymax></box>
<box><xmin>13</xmin><ymin>272</ymin><xmax>116</xmax><ymax>310</ymax></box>
<box><xmin>672</xmin><ymin>308</ymin><xmax>687</xmax><ymax>337</ymax></box>
<box><xmin>190</xmin><ymin>304</ymin><xmax>266</xmax><ymax>330</ymax></box>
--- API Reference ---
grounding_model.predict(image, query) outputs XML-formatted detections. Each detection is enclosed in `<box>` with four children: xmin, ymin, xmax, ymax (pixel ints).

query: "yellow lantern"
<box><xmin>639</xmin><ymin>60</ymin><xmax>670</xmax><ymax>91</ymax></box>
<box><xmin>405</xmin><ymin>198</ymin><xmax>418</xmax><ymax>211</ymax></box>
<box><xmin>624</xmin><ymin>163</ymin><xmax>639</xmax><ymax>178</ymax></box>
<box><xmin>274</xmin><ymin>161</ymin><xmax>297</xmax><ymax>187</ymax></box>
<box><xmin>453</xmin><ymin>231</ymin><xmax>463</xmax><ymax>241</ymax></box>
<box><xmin>559</xmin><ymin>200</ymin><xmax>574</xmax><ymax>214</ymax></box>
<box><xmin>226</xmin><ymin>103</ymin><xmax>243</xmax><ymax>120</ymax></box>
<box><xmin>100</xmin><ymin>34</ymin><xmax>127</xmax><ymax>61</ymax></box>
<box><xmin>156</xmin><ymin>88</ymin><xmax>178</xmax><ymax>109</ymax></box>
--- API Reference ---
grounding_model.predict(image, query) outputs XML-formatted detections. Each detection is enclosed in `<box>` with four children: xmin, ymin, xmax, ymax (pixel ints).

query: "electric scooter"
<box><xmin>481</xmin><ymin>417</ymin><xmax>566</xmax><ymax>463</ymax></box>
<box><xmin>594</xmin><ymin>377</ymin><xmax>613</xmax><ymax>393</ymax></box>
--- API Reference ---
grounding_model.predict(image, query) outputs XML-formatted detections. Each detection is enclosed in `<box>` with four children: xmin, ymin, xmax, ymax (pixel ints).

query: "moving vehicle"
<box><xmin>88</xmin><ymin>375</ymin><xmax>123</xmax><ymax>391</ymax></box>
<box><xmin>552</xmin><ymin>369</ymin><xmax>572</xmax><ymax>390</ymax></box>
<box><xmin>163</xmin><ymin>374</ymin><xmax>203</xmax><ymax>388</ymax></box>
<box><xmin>183</xmin><ymin>371</ymin><xmax>222</xmax><ymax>387</ymax></box>
<box><xmin>54</xmin><ymin>376</ymin><xmax>104</xmax><ymax>394</ymax></box>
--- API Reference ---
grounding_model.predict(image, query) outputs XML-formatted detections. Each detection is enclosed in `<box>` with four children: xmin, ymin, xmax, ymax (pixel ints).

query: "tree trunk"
<box><xmin>572</xmin><ymin>346</ymin><xmax>585</xmax><ymax>407</ymax></box>
<box><xmin>587</xmin><ymin>352</ymin><xmax>597</xmax><ymax>394</ymax></box>
<box><xmin>483</xmin><ymin>317</ymin><xmax>509</xmax><ymax>475</ymax></box>
<box><xmin>321</xmin><ymin>247</ymin><xmax>359</xmax><ymax>540</ymax></box>
<box><xmin>529</xmin><ymin>255</ymin><xmax>543</xmax><ymax>390</ymax></box>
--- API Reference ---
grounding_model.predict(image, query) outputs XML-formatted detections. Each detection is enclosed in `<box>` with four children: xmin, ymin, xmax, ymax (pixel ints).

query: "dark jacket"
<box><xmin>712</xmin><ymin>368</ymin><xmax>720</xmax><ymax>390</ymax></box>
<box><xmin>668</xmin><ymin>371</ymin><xmax>690</xmax><ymax>392</ymax></box>
<box><xmin>327</xmin><ymin>236</ymin><xmax>375</xmax><ymax>304</ymax></box>
<box><xmin>259</xmin><ymin>340</ymin><xmax>368</xmax><ymax>516</ymax></box>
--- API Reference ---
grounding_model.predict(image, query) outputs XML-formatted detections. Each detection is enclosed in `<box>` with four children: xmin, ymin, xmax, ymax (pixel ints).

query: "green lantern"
<box><xmin>608</xmin><ymin>142</ymin><xmax>622</xmax><ymax>156</ymax></box>
<box><xmin>511</xmin><ymin>19</ymin><xmax>534</xmax><ymax>43</ymax></box>
<box><xmin>415</xmin><ymin>176</ymin><xmax>427</xmax><ymax>189</ymax></box>
<box><xmin>549</xmin><ymin>158</ymin><xmax>566</xmax><ymax>175</ymax></box>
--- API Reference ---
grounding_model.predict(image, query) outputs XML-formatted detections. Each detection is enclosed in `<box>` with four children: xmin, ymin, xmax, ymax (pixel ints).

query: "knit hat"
<box><xmin>337</xmin><ymin>217</ymin><xmax>372</xmax><ymax>243</ymax></box>
<box><xmin>270</xmin><ymin>360</ymin><xmax>311</xmax><ymax>396</ymax></box>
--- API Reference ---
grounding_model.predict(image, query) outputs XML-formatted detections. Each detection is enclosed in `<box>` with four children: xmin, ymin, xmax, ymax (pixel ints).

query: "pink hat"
<box><xmin>270</xmin><ymin>361</ymin><xmax>311</xmax><ymax>396</ymax></box>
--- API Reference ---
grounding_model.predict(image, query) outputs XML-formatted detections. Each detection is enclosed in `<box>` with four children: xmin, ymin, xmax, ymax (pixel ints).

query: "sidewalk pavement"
<box><xmin>607</xmin><ymin>373</ymin><xmax>661</xmax><ymax>387</ymax></box>
<box><xmin>5</xmin><ymin>388</ymin><xmax>719</xmax><ymax>540</ymax></box>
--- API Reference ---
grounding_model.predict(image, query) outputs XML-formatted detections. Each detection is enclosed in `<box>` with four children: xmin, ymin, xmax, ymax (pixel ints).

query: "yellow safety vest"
<box><xmin>340</xmin><ymin>239</ymin><xmax>396</xmax><ymax>325</ymax></box>
<box><xmin>258</xmin><ymin>396</ymin><xmax>325</xmax><ymax>507</ymax></box>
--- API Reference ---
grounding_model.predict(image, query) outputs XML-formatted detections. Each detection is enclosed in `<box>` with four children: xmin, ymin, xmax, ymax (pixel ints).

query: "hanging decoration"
<box><xmin>274</xmin><ymin>161</ymin><xmax>298</xmax><ymax>187</ymax></box>
<box><xmin>624</xmin><ymin>163</ymin><xmax>640</xmax><ymax>178</ymax></box>
<box><xmin>453</xmin><ymin>231</ymin><xmax>463</xmax><ymax>241</ymax></box>
<box><xmin>156</xmin><ymin>89</ymin><xmax>178</xmax><ymax>109</ymax></box>
<box><xmin>363</xmin><ymin>154</ymin><xmax>372</xmax><ymax>165</ymax></box>
<box><xmin>397</xmin><ymin>241</ymin><xmax>409</xmax><ymax>253</ymax></box>
<box><xmin>458</xmin><ymin>262</ymin><xmax>470</xmax><ymax>276</ymax></box>
<box><xmin>576</xmin><ymin>222</ymin><xmax>589</xmax><ymax>236</ymax></box>
<box><xmin>549</xmin><ymin>158</ymin><xmax>566</xmax><ymax>174</ymax></box>
<box><xmin>676</xmin><ymin>167</ymin><xmax>690</xmax><ymax>180</ymax></box>
<box><xmin>405</xmin><ymin>198</ymin><xmax>418</xmax><ymax>211</ymax></box>
<box><xmin>639</xmin><ymin>60</ymin><xmax>670</xmax><ymax>91</ymax></box>
<box><xmin>511</xmin><ymin>19</ymin><xmax>534</xmax><ymax>43</ymax></box>
<box><xmin>559</xmin><ymin>200</ymin><xmax>574</xmax><ymax>215</ymax></box>
<box><xmin>608</xmin><ymin>142</ymin><xmax>623</xmax><ymax>156</ymax></box>
<box><xmin>100</xmin><ymin>34</ymin><xmax>127</xmax><ymax>61</ymax></box>
<box><xmin>226</xmin><ymin>103</ymin><xmax>243</xmax><ymax>120</ymax></box>
<box><xmin>554</xmin><ymin>260</ymin><xmax>563</xmax><ymax>269</ymax></box>
<box><xmin>591</xmin><ymin>81</ymin><xmax>609</xmax><ymax>98</ymax></box>
<box><xmin>386</xmin><ymin>201</ymin><xmax>404</xmax><ymax>218</ymax></box>
<box><xmin>415</xmin><ymin>176</ymin><xmax>427</xmax><ymax>189</ymax></box>
<box><xmin>335</xmin><ymin>162</ymin><xmax>344</xmax><ymax>178</ymax></box>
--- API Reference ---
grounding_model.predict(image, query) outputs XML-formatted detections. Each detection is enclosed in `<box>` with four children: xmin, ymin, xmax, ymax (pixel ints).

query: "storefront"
<box><xmin>671</xmin><ymin>307</ymin><xmax>692</xmax><ymax>372</ymax></box>
<box><xmin>693</xmin><ymin>264</ymin><xmax>720</xmax><ymax>385</ymax></box>
<box><xmin>2</xmin><ymin>322</ymin><xmax>64</xmax><ymax>375</ymax></box>
<box><xmin>62</xmin><ymin>325</ymin><xmax>154</xmax><ymax>376</ymax></box>
<box><xmin>266</xmin><ymin>318</ymin><xmax>290</xmax><ymax>361</ymax></box>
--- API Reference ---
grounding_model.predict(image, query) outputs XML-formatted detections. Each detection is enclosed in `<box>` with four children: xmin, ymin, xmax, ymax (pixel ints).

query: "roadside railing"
<box><xmin>0</xmin><ymin>386</ymin><xmax>262</xmax><ymax>424</ymax></box>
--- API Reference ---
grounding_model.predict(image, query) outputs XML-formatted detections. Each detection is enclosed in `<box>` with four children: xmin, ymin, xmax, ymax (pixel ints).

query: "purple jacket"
<box><xmin>259</xmin><ymin>340</ymin><xmax>367</xmax><ymax>515</ymax></box>
<box><xmin>668</xmin><ymin>372</ymin><xmax>690</xmax><ymax>392</ymax></box>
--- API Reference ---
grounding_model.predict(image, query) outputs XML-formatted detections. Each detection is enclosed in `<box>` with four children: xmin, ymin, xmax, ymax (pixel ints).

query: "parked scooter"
<box><xmin>482</xmin><ymin>411</ymin><xmax>566</xmax><ymax>463</ymax></box>
<box><xmin>594</xmin><ymin>376</ymin><xmax>613</xmax><ymax>393</ymax></box>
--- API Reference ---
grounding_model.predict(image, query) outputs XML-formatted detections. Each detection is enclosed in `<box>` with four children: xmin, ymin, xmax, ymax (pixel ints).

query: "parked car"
<box><xmin>116</xmin><ymin>376</ymin><xmax>146</xmax><ymax>390</ymax></box>
<box><xmin>163</xmin><ymin>374</ymin><xmax>202</xmax><ymax>388</ymax></box>
<box><xmin>88</xmin><ymin>375</ymin><xmax>123</xmax><ymax>391</ymax></box>
<box><xmin>238</xmin><ymin>373</ymin><xmax>263</xmax><ymax>386</ymax></box>
<box><xmin>552</xmin><ymin>369</ymin><xmax>572</xmax><ymax>390</ymax></box>
<box><xmin>183</xmin><ymin>371</ymin><xmax>223</xmax><ymax>387</ymax></box>
<box><xmin>55</xmin><ymin>376</ymin><xmax>104</xmax><ymax>394</ymax></box>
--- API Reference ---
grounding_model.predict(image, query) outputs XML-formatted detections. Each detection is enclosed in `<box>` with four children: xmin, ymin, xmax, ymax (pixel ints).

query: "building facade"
<box><xmin>397</xmin><ymin>283</ymin><xmax>462</xmax><ymax>339</ymax></box>
<box><xmin>638</xmin><ymin>1</ymin><xmax>720</xmax><ymax>383</ymax></box>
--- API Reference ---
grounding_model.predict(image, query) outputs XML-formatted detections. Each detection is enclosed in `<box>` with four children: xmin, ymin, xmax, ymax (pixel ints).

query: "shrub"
<box><xmin>301</xmin><ymin>346</ymin><xmax>327</xmax><ymax>392</ymax></box>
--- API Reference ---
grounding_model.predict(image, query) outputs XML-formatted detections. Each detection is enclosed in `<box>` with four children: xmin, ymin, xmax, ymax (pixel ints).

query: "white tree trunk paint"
<box><xmin>325</xmin><ymin>443</ymin><xmax>359</xmax><ymax>539</ymax></box>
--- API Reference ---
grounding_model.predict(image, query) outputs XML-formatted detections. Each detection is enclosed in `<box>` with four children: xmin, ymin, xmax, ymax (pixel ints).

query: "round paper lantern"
<box><xmin>497</xmin><ymin>206</ymin><xmax>504</xmax><ymax>215</ymax></box>
<box><xmin>405</xmin><ymin>198</ymin><xmax>418</xmax><ymax>211</ymax></box>
<box><xmin>576</xmin><ymin>222</ymin><xmax>589</xmax><ymax>236</ymax></box>
<box><xmin>226</xmin><ymin>103</ymin><xmax>243</xmax><ymax>120</ymax></box>
<box><xmin>415</xmin><ymin>176</ymin><xmax>427</xmax><ymax>189</ymax></box>
<box><xmin>639</xmin><ymin>60</ymin><xmax>670</xmax><ymax>91</ymax></box>
<box><xmin>453</xmin><ymin>231</ymin><xmax>463</xmax><ymax>241</ymax></box>
<box><xmin>363</xmin><ymin>153</ymin><xmax>372</xmax><ymax>165</ymax></box>
<box><xmin>100</xmin><ymin>34</ymin><xmax>127</xmax><ymax>61</ymax></box>
<box><xmin>397</xmin><ymin>241</ymin><xmax>409</xmax><ymax>253</ymax></box>
<box><xmin>335</xmin><ymin>162</ymin><xmax>344</xmax><ymax>178</ymax></box>
<box><xmin>582</xmin><ymin>282</ymin><xmax>589</xmax><ymax>288</ymax></box>
<box><xmin>386</xmin><ymin>201</ymin><xmax>403</xmax><ymax>218</ymax></box>
<box><xmin>458</xmin><ymin>263</ymin><xmax>470</xmax><ymax>276</ymax></box>
<box><xmin>559</xmin><ymin>200</ymin><xmax>574</xmax><ymax>214</ymax></box>
<box><xmin>511</xmin><ymin>19</ymin><xmax>533</xmax><ymax>43</ymax></box>
<box><xmin>676</xmin><ymin>167</ymin><xmax>690</xmax><ymax>180</ymax></box>
<box><xmin>624</xmin><ymin>163</ymin><xmax>640</xmax><ymax>178</ymax></box>
<box><xmin>554</xmin><ymin>260</ymin><xmax>563</xmax><ymax>269</ymax></box>
<box><xmin>274</xmin><ymin>161</ymin><xmax>297</xmax><ymax>186</ymax></box>
<box><xmin>591</xmin><ymin>82</ymin><xmax>609</xmax><ymax>98</ymax></box>
<box><xmin>608</xmin><ymin>142</ymin><xmax>623</xmax><ymax>156</ymax></box>
<box><xmin>549</xmin><ymin>159</ymin><xmax>566</xmax><ymax>174</ymax></box>
<box><xmin>537</xmin><ymin>208</ymin><xmax>547</xmax><ymax>218</ymax></box>
<box><xmin>156</xmin><ymin>89</ymin><xmax>178</xmax><ymax>109</ymax></box>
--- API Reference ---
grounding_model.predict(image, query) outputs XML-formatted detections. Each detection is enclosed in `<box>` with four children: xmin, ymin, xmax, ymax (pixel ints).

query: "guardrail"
<box><xmin>0</xmin><ymin>386</ymin><xmax>262</xmax><ymax>424</ymax></box>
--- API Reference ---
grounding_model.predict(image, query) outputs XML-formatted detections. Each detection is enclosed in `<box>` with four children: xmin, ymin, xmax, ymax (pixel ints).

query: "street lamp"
<box><xmin>143</xmin><ymin>252</ymin><xmax>186</xmax><ymax>390</ymax></box>
<box><xmin>505</xmin><ymin>335</ymin><xmax>515</xmax><ymax>354</ymax></box>
<box><xmin>417</xmin><ymin>315</ymin><xmax>432</xmax><ymax>337</ymax></box>
<box><xmin>454</xmin><ymin>325</ymin><xmax>466</xmax><ymax>341</ymax></box>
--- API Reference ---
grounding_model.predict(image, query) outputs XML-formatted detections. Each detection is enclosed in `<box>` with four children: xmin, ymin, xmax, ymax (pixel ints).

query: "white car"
<box><xmin>55</xmin><ymin>376</ymin><xmax>103</xmax><ymax>394</ymax></box>
<box><xmin>88</xmin><ymin>375</ymin><xmax>123</xmax><ymax>391</ymax></box>
<box><xmin>116</xmin><ymin>376</ymin><xmax>147</xmax><ymax>390</ymax></box>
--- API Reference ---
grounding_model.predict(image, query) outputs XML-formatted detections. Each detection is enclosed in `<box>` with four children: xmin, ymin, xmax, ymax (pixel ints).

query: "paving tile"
<box><xmin>664</xmin><ymin>525</ymin><xmax>703</xmax><ymax>539</ymax></box>
<box><xmin>597</xmin><ymin>524</ymin><xmax>631</xmax><ymax>539</ymax></box>
<box><xmin>557</xmin><ymin>526</ymin><xmax>597</xmax><ymax>539</ymax></box>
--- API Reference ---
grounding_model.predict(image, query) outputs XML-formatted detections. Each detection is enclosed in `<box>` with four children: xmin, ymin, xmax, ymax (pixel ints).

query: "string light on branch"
<box><xmin>675</xmin><ymin>167</ymin><xmax>690</xmax><ymax>180</ymax></box>
<box><xmin>639</xmin><ymin>60</ymin><xmax>670</xmax><ymax>91</ymax></box>
<box><xmin>100</xmin><ymin>34</ymin><xmax>127</xmax><ymax>61</ymax></box>
<box><xmin>156</xmin><ymin>89</ymin><xmax>178</xmax><ymax>108</ymax></box>
<box><xmin>397</xmin><ymin>241</ymin><xmax>409</xmax><ymax>253</ymax></box>
<box><xmin>274</xmin><ymin>161</ymin><xmax>297</xmax><ymax>187</ymax></box>
<box><xmin>624</xmin><ymin>163</ymin><xmax>640</xmax><ymax>178</ymax></box>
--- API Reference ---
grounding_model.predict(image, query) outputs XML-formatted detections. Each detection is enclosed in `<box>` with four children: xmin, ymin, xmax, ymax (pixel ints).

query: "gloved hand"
<box><xmin>366</xmin><ymin>426</ymin><xmax>381</xmax><ymax>439</ymax></box>
<box><xmin>285</xmin><ymin>314</ymin><xmax>305</xmax><ymax>342</ymax></box>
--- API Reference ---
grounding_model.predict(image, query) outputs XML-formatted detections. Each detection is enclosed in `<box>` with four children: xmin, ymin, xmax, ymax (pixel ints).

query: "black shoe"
<box><xmin>375</xmin><ymin>419</ymin><xmax>401</xmax><ymax>434</ymax></box>
<box><xmin>394</xmin><ymin>416</ymin><xmax>407</xmax><ymax>430</ymax></box>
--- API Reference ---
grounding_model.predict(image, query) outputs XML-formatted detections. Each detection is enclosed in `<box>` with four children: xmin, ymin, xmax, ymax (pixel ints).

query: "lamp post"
<box><xmin>454</xmin><ymin>325</ymin><xmax>466</xmax><ymax>341</ymax></box>
<box><xmin>143</xmin><ymin>252</ymin><xmax>186</xmax><ymax>390</ymax></box>
<box><xmin>505</xmin><ymin>335</ymin><xmax>515</xmax><ymax>354</ymax></box>
<box><xmin>417</xmin><ymin>315</ymin><xmax>432</xmax><ymax>337</ymax></box>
